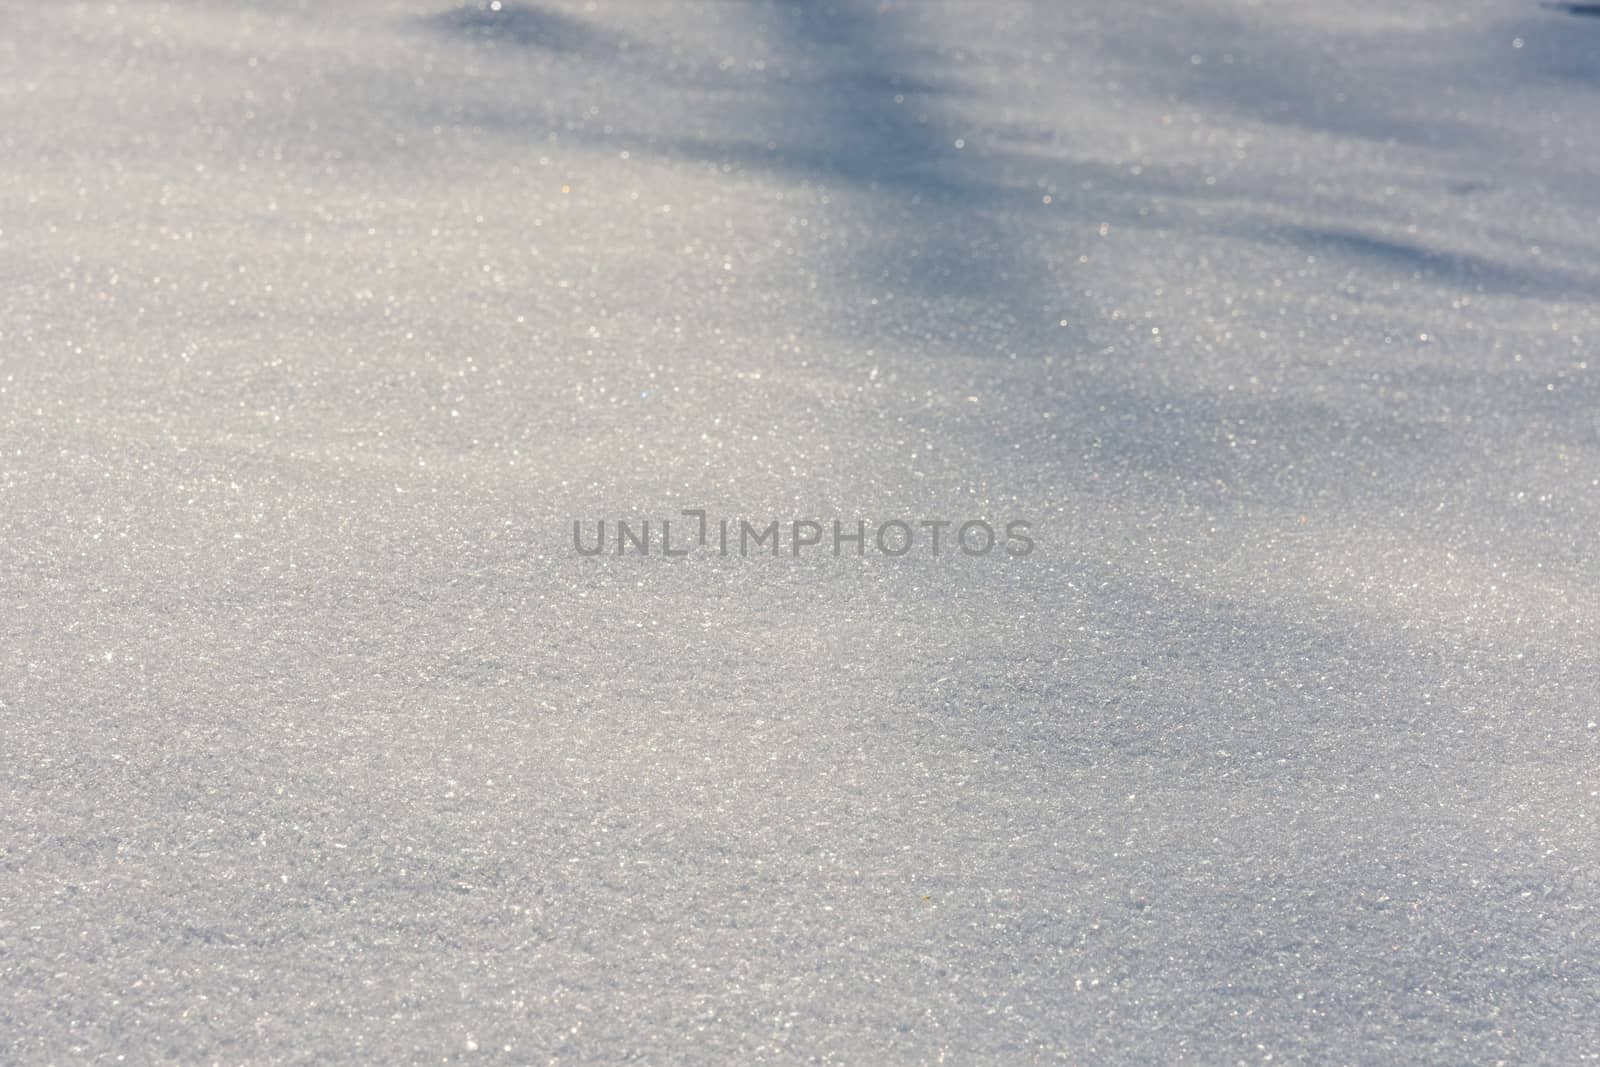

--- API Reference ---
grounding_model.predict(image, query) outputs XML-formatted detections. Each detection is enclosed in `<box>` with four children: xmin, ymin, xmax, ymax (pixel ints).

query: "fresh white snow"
<box><xmin>2</xmin><ymin>0</ymin><xmax>1597</xmax><ymax>1062</ymax></box>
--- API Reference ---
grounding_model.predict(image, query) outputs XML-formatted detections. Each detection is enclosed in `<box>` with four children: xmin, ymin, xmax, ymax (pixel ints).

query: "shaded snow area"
<box><xmin>3</xmin><ymin>0</ymin><xmax>1599</xmax><ymax>1062</ymax></box>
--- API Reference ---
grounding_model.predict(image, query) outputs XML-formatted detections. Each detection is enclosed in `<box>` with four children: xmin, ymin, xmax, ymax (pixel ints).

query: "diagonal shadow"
<box><xmin>401</xmin><ymin>0</ymin><xmax>1600</xmax><ymax>556</ymax></box>
<box><xmin>1238</xmin><ymin>223</ymin><xmax>1600</xmax><ymax>302</ymax></box>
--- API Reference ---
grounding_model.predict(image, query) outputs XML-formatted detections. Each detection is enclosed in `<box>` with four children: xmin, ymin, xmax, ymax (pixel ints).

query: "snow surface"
<box><xmin>2</xmin><ymin>0</ymin><xmax>1598</xmax><ymax>1062</ymax></box>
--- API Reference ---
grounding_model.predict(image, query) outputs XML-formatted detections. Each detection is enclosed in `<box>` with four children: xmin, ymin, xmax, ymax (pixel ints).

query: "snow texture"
<box><xmin>2</xmin><ymin>0</ymin><xmax>1597</xmax><ymax>1062</ymax></box>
